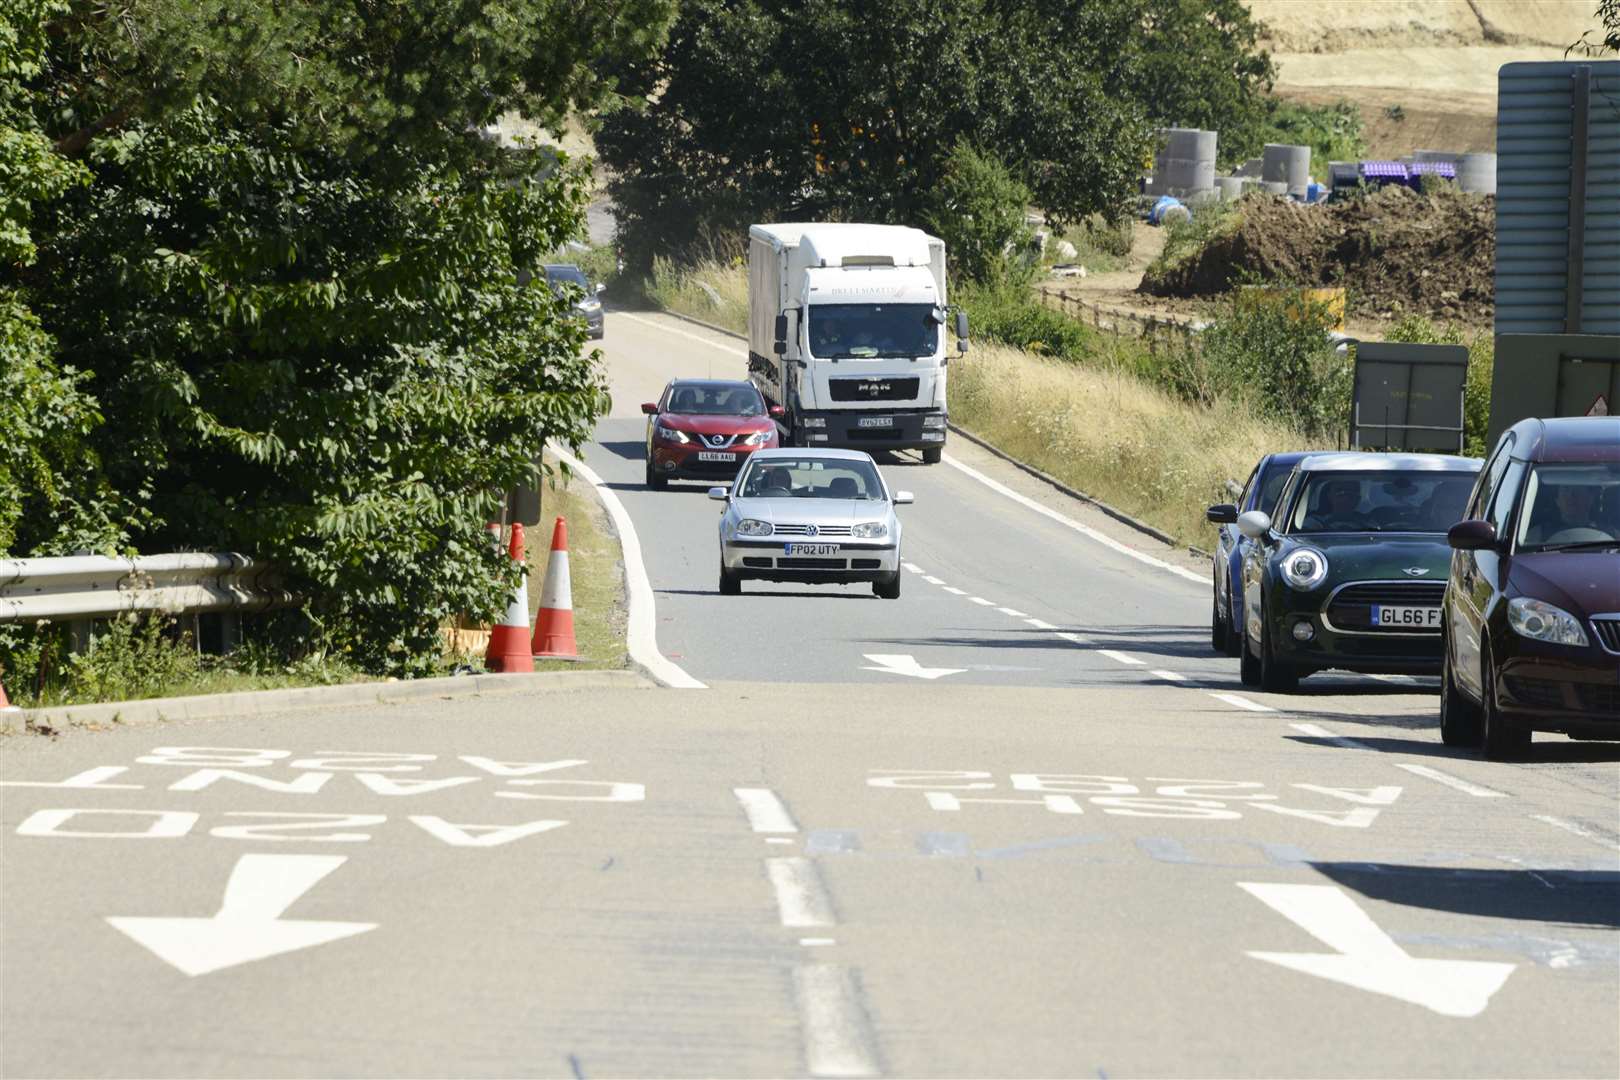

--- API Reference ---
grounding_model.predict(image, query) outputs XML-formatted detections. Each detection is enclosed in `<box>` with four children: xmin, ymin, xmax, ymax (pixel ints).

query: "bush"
<box><xmin>1257</xmin><ymin>99</ymin><xmax>1367</xmax><ymax>173</ymax></box>
<box><xmin>1146</xmin><ymin>201</ymin><xmax>1242</xmax><ymax>281</ymax></box>
<box><xmin>957</xmin><ymin>281</ymin><xmax>1090</xmax><ymax>361</ymax></box>
<box><xmin>1384</xmin><ymin>315</ymin><xmax>1494</xmax><ymax>456</ymax></box>
<box><xmin>1199</xmin><ymin>290</ymin><xmax>1348</xmax><ymax>436</ymax></box>
<box><xmin>924</xmin><ymin>142</ymin><xmax>1034</xmax><ymax>285</ymax></box>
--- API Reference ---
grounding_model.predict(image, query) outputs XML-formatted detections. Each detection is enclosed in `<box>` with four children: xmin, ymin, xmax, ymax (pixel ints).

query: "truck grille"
<box><xmin>828</xmin><ymin>376</ymin><xmax>919</xmax><ymax>402</ymax></box>
<box><xmin>1323</xmin><ymin>581</ymin><xmax>1446</xmax><ymax>632</ymax></box>
<box><xmin>774</xmin><ymin>524</ymin><xmax>852</xmax><ymax>536</ymax></box>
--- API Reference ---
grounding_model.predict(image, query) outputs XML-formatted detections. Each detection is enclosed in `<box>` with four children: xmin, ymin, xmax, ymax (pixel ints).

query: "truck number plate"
<box><xmin>784</xmin><ymin>543</ymin><xmax>839</xmax><ymax>556</ymax></box>
<box><xmin>1371</xmin><ymin>605</ymin><xmax>1441</xmax><ymax>628</ymax></box>
<box><xmin>857</xmin><ymin>416</ymin><xmax>894</xmax><ymax>428</ymax></box>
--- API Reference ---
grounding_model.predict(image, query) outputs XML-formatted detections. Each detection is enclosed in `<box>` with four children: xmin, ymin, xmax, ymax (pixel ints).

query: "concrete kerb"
<box><xmin>647</xmin><ymin>305</ymin><xmax>1214</xmax><ymax>561</ymax></box>
<box><xmin>4</xmin><ymin>669</ymin><xmax>652</xmax><ymax>735</ymax></box>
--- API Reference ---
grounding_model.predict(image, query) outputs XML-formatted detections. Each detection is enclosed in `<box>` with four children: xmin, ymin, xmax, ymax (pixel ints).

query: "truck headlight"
<box><xmin>1280</xmin><ymin>548</ymin><xmax>1328</xmax><ymax>591</ymax></box>
<box><xmin>736</xmin><ymin>519</ymin><xmax>774</xmax><ymax>537</ymax></box>
<box><xmin>654</xmin><ymin>424</ymin><xmax>690</xmax><ymax>444</ymax></box>
<box><xmin>800</xmin><ymin>417</ymin><xmax>827</xmax><ymax>429</ymax></box>
<box><xmin>851</xmin><ymin>521</ymin><xmax>887</xmax><ymax>539</ymax></box>
<box><xmin>1507</xmin><ymin>597</ymin><xmax>1588</xmax><ymax>646</ymax></box>
<box><xmin>923</xmin><ymin>415</ymin><xmax>947</xmax><ymax>429</ymax></box>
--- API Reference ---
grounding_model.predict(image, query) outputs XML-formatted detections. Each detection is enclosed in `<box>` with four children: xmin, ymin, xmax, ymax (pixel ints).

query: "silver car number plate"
<box><xmin>857</xmin><ymin>416</ymin><xmax>894</xmax><ymax>428</ymax></box>
<box><xmin>784</xmin><ymin>543</ymin><xmax>838</xmax><ymax>556</ymax></box>
<box><xmin>697</xmin><ymin>451</ymin><xmax>736</xmax><ymax>462</ymax></box>
<box><xmin>1371</xmin><ymin>605</ymin><xmax>1440</xmax><ymax>628</ymax></box>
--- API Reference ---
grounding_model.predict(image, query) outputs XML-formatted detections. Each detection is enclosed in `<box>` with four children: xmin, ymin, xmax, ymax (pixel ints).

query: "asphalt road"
<box><xmin>2</xmin><ymin>308</ymin><xmax>1617</xmax><ymax>1079</ymax></box>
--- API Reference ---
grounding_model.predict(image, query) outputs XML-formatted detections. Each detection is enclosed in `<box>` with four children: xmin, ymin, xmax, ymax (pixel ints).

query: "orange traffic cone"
<box><xmin>484</xmin><ymin>522</ymin><xmax>535</xmax><ymax>673</ymax></box>
<box><xmin>532</xmin><ymin>517</ymin><xmax>579</xmax><ymax>660</ymax></box>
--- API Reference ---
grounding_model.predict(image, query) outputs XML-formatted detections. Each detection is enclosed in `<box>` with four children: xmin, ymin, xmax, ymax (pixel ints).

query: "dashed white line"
<box><xmin>767</xmin><ymin>837</ymin><xmax>796</xmax><ymax>845</ymax></box>
<box><xmin>1209</xmin><ymin>692</ymin><xmax>1277</xmax><ymax>713</ymax></box>
<box><xmin>968</xmin><ymin>596</ymin><xmax>995</xmax><ymax>606</ymax></box>
<box><xmin>923</xmin><ymin>576</ymin><xmax>945</xmax><ymax>585</ymax></box>
<box><xmin>793</xmin><ymin>964</ymin><xmax>881</xmax><ymax>1078</ymax></box>
<box><xmin>902</xmin><ymin>562</ymin><xmax>924</xmax><ymax>574</ymax></box>
<box><xmin>1098</xmin><ymin>649</ymin><xmax>1145</xmax><ymax>666</ymax></box>
<box><xmin>1394</xmin><ymin>763</ymin><xmax>1509</xmax><ymax>798</ymax></box>
<box><xmin>998</xmin><ymin>607</ymin><xmax>1029</xmax><ymax>618</ymax></box>
<box><xmin>1024</xmin><ymin>618</ymin><xmax>1057</xmax><ymax>630</ymax></box>
<box><xmin>1150</xmin><ymin>669</ymin><xmax>1188</xmax><ymax>682</ymax></box>
<box><xmin>618</xmin><ymin>311</ymin><xmax>749</xmax><ymax>358</ymax></box>
<box><xmin>942</xmin><ymin>586</ymin><xmax>967</xmax><ymax>596</ymax></box>
<box><xmin>767</xmin><ymin>857</ymin><xmax>836</xmax><ymax>928</ymax></box>
<box><xmin>1288</xmin><ymin>722</ymin><xmax>1369</xmax><ymax>749</ymax></box>
<box><xmin>1532</xmin><ymin>814</ymin><xmax>1620</xmax><ymax>851</ymax></box>
<box><xmin>735</xmin><ymin>788</ymin><xmax>800</xmax><ymax>833</ymax></box>
<box><xmin>799</xmin><ymin>937</ymin><xmax>837</xmax><ymax>947</ymax></box>
<box><xmin>1056</xmin><ymin>632</ymin><xmax>1090</xmax><ymax>645</ymax></box>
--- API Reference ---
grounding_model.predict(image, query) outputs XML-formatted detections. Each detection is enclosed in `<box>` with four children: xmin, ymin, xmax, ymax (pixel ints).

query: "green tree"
<box><xmin>922</xmin><ymin>142</ymin><xmax>1034</xmax><ymax>284</ymax></box>
<box><xmin>598</xmin><ymin>0</ymin><xmax>1152</xmax><ymax>267</ymax></box>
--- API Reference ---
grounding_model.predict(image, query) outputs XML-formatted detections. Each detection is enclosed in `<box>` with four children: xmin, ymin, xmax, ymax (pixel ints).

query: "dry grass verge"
<box><xmin>948</xmin><ymin>344</ymin><xmax>1310</xmax><ymax>548</ymax></box>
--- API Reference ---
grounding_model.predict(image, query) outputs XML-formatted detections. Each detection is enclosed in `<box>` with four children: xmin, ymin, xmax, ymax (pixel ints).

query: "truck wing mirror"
<box><xmin>954</xmin><ymin>310</ymin><xmax>969</xmax><ymax>340</ymax></box>
<box><xmin>773</xmin><ymin>313</ymin><xmax>789</xmax><ymax>356</ymax></box>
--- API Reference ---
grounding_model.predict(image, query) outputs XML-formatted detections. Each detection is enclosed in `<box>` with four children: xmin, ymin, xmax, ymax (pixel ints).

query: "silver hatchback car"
<box><xmin>709</xmin><ymin>448</ymin><xmax>914</xmax><ymax>597</ymax></box>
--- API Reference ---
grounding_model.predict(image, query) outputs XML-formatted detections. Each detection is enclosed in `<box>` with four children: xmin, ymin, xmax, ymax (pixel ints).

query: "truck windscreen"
<box><xmin>808</xmin><ymin>304</ymin><xmax>939</xmax><ymax>359</ymax></box>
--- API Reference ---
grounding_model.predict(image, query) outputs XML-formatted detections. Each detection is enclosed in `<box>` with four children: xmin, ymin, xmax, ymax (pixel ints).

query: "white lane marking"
<box><xmin>997</xmin><ymin>607</ymin><xmax>1029</xmax><ymax>617</ymax></box>
<box><xmin>1210</xmin><ymin>693</ymin><xmax>1277</xmax><ymax>713</ymax></box>
<box><xmin>923</xmin><ymin>576</ymin><xmax>945</xmax><ymax>585</ymax></box>
<box><xmin>861</xmin><ymin>654</ymin><xmax>965</xmax><ymax>680</ymax></box>
<box><xmin>793</xmin><ymin>964</ymin><xmax>881</xmax><ymax>1078</ymax></box>
<box><xmin>551</xmin><ymin>445</ymin><xmax>706</xmax><ymax>689</ymax></box>
<box><xmin>941</xmin><ymin>586</ymin><xmax>967</xmax><ymax>596</ymax></box>
<box><xmin>942</xmin><ymin>454</ymin><xmax>1206</xmax><ymax>585</ymax></box>
<box><xmin>1394</xmin><ymin>764</ymin><xmax>1509</xmax><ymax>799</ymax></box>
<box><xmin>107</xmin><ymin>855</ymin><xmax>375</xmax><ymax>977</ymax></box>
<box><xmin>735</xmin><ymin>788</ymin><xmax>800</xmax><ymax>833</ymax></box>
<box><xmin>902</xmin><ymin>562</ymin><xmax>924</xmax><ymax>574</ymax></box>
<box><xmin>1289</xmin><ymin>722</ymin><xmax>1369</xmax><ymax>749</ymax></box>
<box><xmin>1098</xmin><ymin>649</ymin><xmax>1144</xmax><ymax>666</ymax></box>
<box><xmin>1056</xmin><ymin>632</ymin><xmax>1090</xmax><ymax>645</ymax></box>
<box><xmin>1531</xmin><ymin>814</ymin><xmax>1620</xmax><ymax>851</ymax></box>
<box><xmin>619</xmin><ymin>311</ymin><xmax>749</xmax><ymax>358</ymax></box>
<box><xmin>968</xmin><ymin>596</ymin><xmax>995</xmax><ymax>606</ymax></box>
<box><xmin>767</xmin><ymin>837</ymin><xmax>796</xmax><ymax>845</ymax></box>
<box><xmin>1024</xmin><ymin>618</ymin><xmax>1057</xmax><ymax>630</ymax></box>
<box><xmin>1239</xmin><ymin>882</ymin><xmax>1515</xmax><ymax>1018</ymax></box>
<box><xmin>1150</xmin><ymin>669</ymin><xmax>1188</xmax><ymax>682</ymax></box>
<box><xmin>767</xmin><ymin>857</ymin><xmax>836</xmax><ymax>928</ymax></box>
<box><xmin>800</xmin><ymin>937</ymin><xmax>837</xmax><ymax>947</ymax></box>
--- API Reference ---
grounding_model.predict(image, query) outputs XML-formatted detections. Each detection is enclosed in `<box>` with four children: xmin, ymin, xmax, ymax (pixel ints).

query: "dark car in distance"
<box><xmin>1440</xmin><ymin>416</ymin><xmax>1620</xmax><ymax>758</ymax></box>
<box><xmin>643</xmin><ymin>379</ymin><xmax>784</xmax><ymax>488</ymax></box>
<box><xmin>543</xmin><ymin>263</ymin><xmax>604</xmax><ymax>339</ymax></box>
<box><xmin>1237</xmin><ymin>452</ymin><xmax>1481</xmax><ymax>691</ymax></box>
<box><xmin>1207</xmin><ymin>451</ymin><xmax>1318</xmax><ymax>656</ymax></box>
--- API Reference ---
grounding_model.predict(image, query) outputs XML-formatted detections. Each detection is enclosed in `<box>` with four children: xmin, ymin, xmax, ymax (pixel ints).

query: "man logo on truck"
<box><xmin>859</xmin><ymin>381</ymin><xmax>893</xmax><ymax>396</ymax></box>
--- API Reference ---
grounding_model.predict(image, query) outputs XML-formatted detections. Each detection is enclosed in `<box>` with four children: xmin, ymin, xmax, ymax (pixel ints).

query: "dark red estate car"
<box><xmin>1441</xmin><ymin>416</ymin><xmax>1620</xmax><ymax>758</ymax></box>
<box><xmin>643</xmin><ymin>379</ymin><xmax>783</xmax><ymax>489</ymax></box>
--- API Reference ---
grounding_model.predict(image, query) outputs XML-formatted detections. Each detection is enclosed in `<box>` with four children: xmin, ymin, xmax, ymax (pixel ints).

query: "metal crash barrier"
<box><xmin>0</xmin><ymin>554</ymin><xmax>295</xmax><ymax>626</ymax></box>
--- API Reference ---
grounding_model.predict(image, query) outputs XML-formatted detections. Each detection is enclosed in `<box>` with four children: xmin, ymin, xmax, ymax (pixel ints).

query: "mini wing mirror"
<box><xmin>773</xmin><ymin>313</ymin><xmax>789</xmax><ymax>356</ymax></box>
<box><xmin>641</xmin><ymin>402</ymin><xmax>658</xmax><ymax>415</ymax></box>
<box><xmin>707</xmin><ymin>486</ymin><xmax>730</xmax><ymax>501</ymax></box>
<box><xmin>768</xmin><ymin>404</ymin><xmax>786</xmax><ymax>419</ymax></box>
<box><xmin>1206</xmin><ymin>503</ymin><xmax>1239</xmax><ymax>525</ymax></box>
<box><xmin>894</xmin><ymin>490</ymin><xmax>915</xmax><ymax>505</ymax></box>
<box><xmin>1237</xmin><ymin>510</ymin><xmax>1273</xmax><ymax>541</ymax></box>
<box><xmin>1447</xmin><ymin>519</ymin><xmax>1498</xmax><ymax>551</ymax></box>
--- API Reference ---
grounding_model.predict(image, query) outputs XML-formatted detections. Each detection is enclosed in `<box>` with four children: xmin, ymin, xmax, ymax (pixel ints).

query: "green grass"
<box><xmin>1145</xmin><ymin>200</ymin><xmax>1242</xmax><ymax>281</ymax></box>
<box><xmin>645</xmin><ymin>256</ymin><xmax>748</xmax><ymax>334</ymax></box>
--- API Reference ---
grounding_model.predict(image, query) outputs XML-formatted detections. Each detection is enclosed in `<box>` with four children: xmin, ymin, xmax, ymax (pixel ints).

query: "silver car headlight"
<box><xmin>1507</xmin><ymin>597</ymin><xmax>1588</xmax><ymax>646</ymax></box>
<box><xmin>1279</xmin><ymin>548</ymin><xmax>1329</xmax><ymax>591</ymax></box>
<box><xmin>851</xmin><ymin>521</ymin><xmax>887</xmax><ymax>539</ymax></box>
<box><xmin>736</xmin><ymin>518</ymin><xmax>774</xmax><ymax>537</ymax></box>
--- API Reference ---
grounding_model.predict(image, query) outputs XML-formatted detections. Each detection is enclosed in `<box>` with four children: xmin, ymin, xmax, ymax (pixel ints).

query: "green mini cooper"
<box><xmin>1237</xmin><ymin>453</ymin><xmax>1481</xmax><ymax>691</ymax></box>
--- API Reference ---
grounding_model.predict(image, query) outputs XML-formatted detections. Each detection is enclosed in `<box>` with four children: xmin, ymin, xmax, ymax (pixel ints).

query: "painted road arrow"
<box><xmin>861</xmin><ymin>653</ymin><xmax>966</xmax><ymax>680</ymax></box>
<box><xmin>1239</xmin><ymin>882</ymin><xmax>1515</xmax><ymax>1018</ymax></box>
<box><xmin>108</xmin><ymin>854</ymin><xmax>375</xmax><ymax>977</ymax></box>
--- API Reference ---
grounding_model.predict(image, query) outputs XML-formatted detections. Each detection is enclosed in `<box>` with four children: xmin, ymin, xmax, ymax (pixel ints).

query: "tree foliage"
<box><xmin>922</xmin><ymin>142</ymin><xmax>1034</xmax><ymax>285</ymax></box>
<box><xmin>1132</xmin><ymin>0</ymin><xmax>1275</xmax><ymax>167</ymax></box>
<box><xmin>4</xmin><ymin>0</ymin><xmax>675</xmax><ymax>675</ymax></box>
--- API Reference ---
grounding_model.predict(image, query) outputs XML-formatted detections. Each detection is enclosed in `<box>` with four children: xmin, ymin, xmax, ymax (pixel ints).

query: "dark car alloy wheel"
<box><xmin>1210</xmin><ymin>577</ymin><xmax>1228</xmax><ymax>654</ymax></box>
<box><xmin>1480</xmin><ymin>646</ymin><xmax>1531</xmax><ymax>760</ymax></box>
<box><xmin>1438</xmin><ymin>626</ymin><xmax>1483</xmax><ymax>747</ymax></box>
<box><xmin>1258</xmin><ymin>598</ymin><xmax>1300</xmax><ymax>692</ymax></box>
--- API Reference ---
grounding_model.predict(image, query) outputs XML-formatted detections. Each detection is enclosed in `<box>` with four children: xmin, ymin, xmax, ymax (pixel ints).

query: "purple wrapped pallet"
<box><xmin>1409</xmin><ymin>160</ymin><xmax>1457</xmax><ymax>179</ymax></box>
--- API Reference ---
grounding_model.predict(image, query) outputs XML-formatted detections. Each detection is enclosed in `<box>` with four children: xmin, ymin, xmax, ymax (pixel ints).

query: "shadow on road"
<box><xmin>604</xmin><ymin>481</ymin><xmax>721</xmax><ymax>495</ymax></box>
<box><xmin>595</xmin><ymin>440</ymin><xmax>648</xmax><ymax>461</ymax></box>
<box><xmin>1310</xmin><ymin>862</ymin><xmax>1620</xmax><ymax>929</ymax></box>
<box><xmin>1285</xmin><ymin>731</ymin><xmax>1620</xmax><ymax>764</ymax></box>
<box><xmin>658</xmin><ymin>588</ymin><xmax>875</xmax><ymax>601</ymax></box>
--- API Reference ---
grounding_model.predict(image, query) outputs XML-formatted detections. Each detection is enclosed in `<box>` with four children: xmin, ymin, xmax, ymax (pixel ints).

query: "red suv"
<box><xmin>643</xmin><ymin>379</ymin><xmax>784</xmax><ymax>488</ymax></box>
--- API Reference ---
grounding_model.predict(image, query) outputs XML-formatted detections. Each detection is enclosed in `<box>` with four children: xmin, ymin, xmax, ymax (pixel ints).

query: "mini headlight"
<box><xmin>654</xmin><ymin>423</ymin><xmax>690</xmax><ymax>444</ymax></box>
<box><xmin>1507</xmin><ymin>597</ymin><xmax>1588</xmax><ymax>646</ymax></box>
<box><xmin>851</xmin><ymin>521</ymin><xmax>887</xmax><ymax>539</ymax></box>
<box><xmin>1280</xmin><ymin>548</ymin><xmax>1329</xmax><ymax>591</ymax></box>
<box><xmin>736</xmin><ymin>519</ymin><xmax>774</xmax><ymax>537</ymax></box>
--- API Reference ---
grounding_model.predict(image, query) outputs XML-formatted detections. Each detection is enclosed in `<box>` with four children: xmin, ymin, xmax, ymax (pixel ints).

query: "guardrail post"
<box><xmin>69</xmin><ymin>619</ymin><xmax>94</xmax><ymax>656</ymax></box>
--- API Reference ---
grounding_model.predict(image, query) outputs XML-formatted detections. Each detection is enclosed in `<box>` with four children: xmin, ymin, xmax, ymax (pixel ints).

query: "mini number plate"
<box><xmin>1371</xmin><ymin>605</ymin><xmax>1441</xmax><ymax>628</ymax></box>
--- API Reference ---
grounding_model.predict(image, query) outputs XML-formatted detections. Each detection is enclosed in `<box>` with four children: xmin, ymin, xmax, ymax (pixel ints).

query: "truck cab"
<box><xmin>748</xmin><ymin>223</ymin><xmax>966</xmax><ymax>463</ymax></box>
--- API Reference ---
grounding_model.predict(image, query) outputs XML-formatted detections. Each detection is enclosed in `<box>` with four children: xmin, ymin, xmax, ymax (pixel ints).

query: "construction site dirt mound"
<box><xmin>1140</xmin><ymin>186</ymin><xmax>1495</xmax><ymax>327</ymax></box>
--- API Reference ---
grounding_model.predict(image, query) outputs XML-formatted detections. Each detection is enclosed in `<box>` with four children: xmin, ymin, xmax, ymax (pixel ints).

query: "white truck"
<box><xmin>748</xmin><ymin>223</ymin><xmax>967</xmax><ymax>463</ymax></box>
